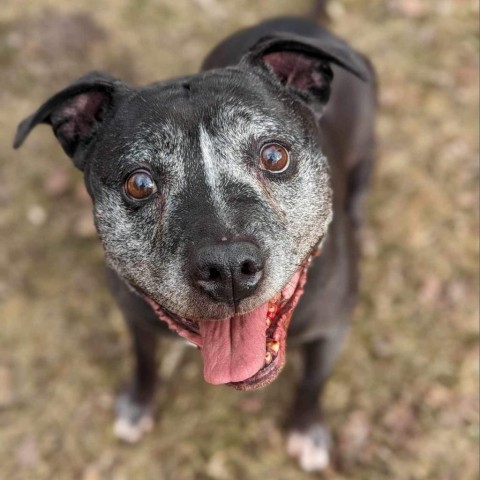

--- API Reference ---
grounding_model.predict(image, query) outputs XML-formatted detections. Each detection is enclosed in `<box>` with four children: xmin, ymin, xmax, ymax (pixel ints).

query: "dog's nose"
<box><xmin>191</xmin><ymin>241</ymin><xmax>264</xmax><ymax>304</ymax></box>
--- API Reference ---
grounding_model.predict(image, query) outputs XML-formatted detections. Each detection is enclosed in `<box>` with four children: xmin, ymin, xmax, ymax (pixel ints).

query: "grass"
<box><xmin>0</xmin><ymin>0</ymin><xmax>478</xmax><ymax>479</ymax></box>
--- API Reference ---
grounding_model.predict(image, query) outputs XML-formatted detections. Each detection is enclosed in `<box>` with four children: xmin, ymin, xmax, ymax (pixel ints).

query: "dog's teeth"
<box><xmin>267</xmin><ymin>340</ymin><xmax>280</xmax><ymax>354</ymax></box>
<box><xmin>266</xmin><ymin>318</ymin><xmax>271</xmax><ymax>327</ymax></box>
<box><xmin>265</xmin><ymin>352</ymin><xmax>273</xmax><ymax>364</ymax></box>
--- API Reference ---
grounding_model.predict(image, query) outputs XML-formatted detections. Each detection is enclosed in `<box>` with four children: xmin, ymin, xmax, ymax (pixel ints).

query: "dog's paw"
<box><xmin>287</xmin><ymin>423</ymin><xmax>331</xmax><ymax>472</ymax></box>
<box><xmin>114</xmin><ymin>414</ymin><xmax>154</xmax><ymax>443</ymax></box>
<box><xmin>113</xmin><ymin>392</ymin><xmax>154</xmax><ymax>444</ymax></box>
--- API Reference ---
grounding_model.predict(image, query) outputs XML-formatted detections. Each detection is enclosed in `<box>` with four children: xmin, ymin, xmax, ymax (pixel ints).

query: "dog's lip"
<box><xmin>141</xmin><ymin>246</ymin><xmax>319</xmax><ymax>389</ymax></box>
<box><xmin>144</xmin><ymin>269</ymin><xmax>305</xmax><ymax>389</ymax></box>
<box><xmin>132</xmin><ymin>274</ymin><xmax>294</xmax><ymax>322</ymax></box>
<box><xmin>227</xmin><ymin>272</ymin><xmax>306</xmax><ymax>390</ymax></box>
<box><xmin>142</xmin><ymin>274</ymin><xmax>299</xmax><ymax>347</ymax></box>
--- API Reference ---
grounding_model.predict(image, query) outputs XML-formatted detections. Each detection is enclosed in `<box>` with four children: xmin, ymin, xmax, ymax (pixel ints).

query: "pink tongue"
<box><xmin>199</xmin><ymin>303</ymin><xmax>269</xmax><ymax>384</ymax></box>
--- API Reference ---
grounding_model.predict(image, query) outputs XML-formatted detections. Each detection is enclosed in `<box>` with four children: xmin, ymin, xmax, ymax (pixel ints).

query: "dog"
<box><xmin>14</xmin><ymin>11</ymin><xmax>376</xmax><ymax>472</ymax></box>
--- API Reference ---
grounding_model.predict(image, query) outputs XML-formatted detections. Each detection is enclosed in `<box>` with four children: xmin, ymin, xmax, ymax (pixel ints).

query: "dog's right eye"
<box><xmin>124</xmin><ymin>170</ymin><xmax>157</xmax><ymax>200</ymax></box>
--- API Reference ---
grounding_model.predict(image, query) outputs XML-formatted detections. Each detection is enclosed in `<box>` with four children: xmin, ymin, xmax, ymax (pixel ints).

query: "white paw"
<box><xmin>287</xmin><ymin>424</ymin><xmax>331</xmax><ymax>472</ymax></box>
<box><xmin>113</xmin><ymin>414</ymin><xmax>154</xmax><ymax>443</ymax></box>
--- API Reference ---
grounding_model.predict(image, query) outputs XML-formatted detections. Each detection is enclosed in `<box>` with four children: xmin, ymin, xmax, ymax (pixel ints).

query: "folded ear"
<box><xmin>13</xmin><ymin>71</ymin><xmax>126</xmax><ymax>170</ymax></box>
<box><xmin>243</xmin><ymin>33</ymin><xmax>370</xmax><ymax>112</ymax></box>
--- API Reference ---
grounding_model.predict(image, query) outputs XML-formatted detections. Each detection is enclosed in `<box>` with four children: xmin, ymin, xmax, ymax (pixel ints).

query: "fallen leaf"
<box><xmin>43</xmin><ymin>168</ymin><xmax>72</xmax><ymax>197</ymax></box>
<box><xmin>15</xmin><ymin>436</ymin><xmax>39</xmax><ymax>469</ymax></box>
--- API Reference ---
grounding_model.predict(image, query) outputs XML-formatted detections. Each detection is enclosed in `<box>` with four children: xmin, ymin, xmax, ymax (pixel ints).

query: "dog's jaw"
<box><xmin>144</xmin><ymin>248</ymin><xmax>318</xmax><ymax>390</ymax></box>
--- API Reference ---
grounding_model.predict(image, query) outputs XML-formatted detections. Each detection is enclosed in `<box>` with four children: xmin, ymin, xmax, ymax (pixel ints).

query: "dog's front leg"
<box><xmin>287</xmin><ymin>329</ymin><xmax>349</xmax><ymax>471</ymax></box>
<box><xmin>114</xmin><ymin>320</ymin><xmax>158</xmax><ymax>443</ymax></box>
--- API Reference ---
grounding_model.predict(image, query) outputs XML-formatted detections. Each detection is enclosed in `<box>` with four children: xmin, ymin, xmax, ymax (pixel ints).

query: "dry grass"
<box><xmin>0</xmin><ymin>1</ymin><xmax>478</xmax><ymax>479</ymax></box>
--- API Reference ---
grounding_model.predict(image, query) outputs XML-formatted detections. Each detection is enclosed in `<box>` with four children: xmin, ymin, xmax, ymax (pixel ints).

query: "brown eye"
<box><xmin>124</xmin><ymin>170</ymin><xmax>157</xmax><ymax>200</ymax></box>
<box><xmin>260</xmin><ymin>143</ymin><xmax>290</xmax><ymax>173</ymax></box>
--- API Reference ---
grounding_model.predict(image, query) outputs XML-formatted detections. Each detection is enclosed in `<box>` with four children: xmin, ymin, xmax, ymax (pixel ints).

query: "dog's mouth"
<box><xmin>144</xmin><ymin>252</ymin><xmax>317</xmax><ymax>390</ymax></box>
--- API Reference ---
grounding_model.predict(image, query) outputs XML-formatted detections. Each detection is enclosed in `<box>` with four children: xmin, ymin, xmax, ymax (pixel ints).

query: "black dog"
<box><xmin>14</xmin><ymin>13</ymin><xmax>376</xmax><ymax>471</ymax></box>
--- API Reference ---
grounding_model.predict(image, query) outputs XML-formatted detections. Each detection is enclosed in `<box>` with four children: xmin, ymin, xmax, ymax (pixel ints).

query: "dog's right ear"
<box><xmin>13</xmin><ymin>71</ymin><xmax>127</xmax><ymax>170</ymax></box>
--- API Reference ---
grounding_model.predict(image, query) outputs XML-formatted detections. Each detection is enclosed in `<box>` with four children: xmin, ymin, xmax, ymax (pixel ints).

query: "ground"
<box><xmin>0</xmin><ymin>1</ymin><xmax>478</xmax><ymax>479</ymax></box>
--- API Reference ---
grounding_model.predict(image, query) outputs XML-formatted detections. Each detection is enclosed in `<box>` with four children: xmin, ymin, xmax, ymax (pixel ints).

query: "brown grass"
<box><xmin>0</xmin><ymin>0</ymin><xmax>478</xmax><ymax>479</ymax></box>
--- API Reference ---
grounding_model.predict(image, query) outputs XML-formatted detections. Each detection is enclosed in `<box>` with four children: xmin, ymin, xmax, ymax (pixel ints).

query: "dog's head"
<box><xmin>14</xmin><ymin>34</ymin><xmax>367</xmax><ymax>389</ymax></box>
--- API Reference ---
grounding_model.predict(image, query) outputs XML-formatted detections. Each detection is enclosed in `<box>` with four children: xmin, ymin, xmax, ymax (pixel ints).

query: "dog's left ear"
<box><xmin>243</xmin><ymin>33</ymin><xmax>370</xmax><ymax>111</ymax></box>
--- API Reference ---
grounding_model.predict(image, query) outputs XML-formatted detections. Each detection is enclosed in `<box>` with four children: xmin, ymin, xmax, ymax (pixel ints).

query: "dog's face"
<box><xmin>89</xmin><ymin>68</ymin><xmax>331</xmax><ymax>321</ymax></box>
<box><xmin>15</xmin><ymin>34</ymin><xmax>367</xmax><ymax>388</ymax></box>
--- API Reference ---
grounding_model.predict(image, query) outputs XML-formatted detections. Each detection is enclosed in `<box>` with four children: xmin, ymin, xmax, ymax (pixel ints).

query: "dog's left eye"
<box><xmin>124</xmin><ymin>170</ymin><xmax>157</xmax><ymax>200</ymax></box>
<box><xmin>260</xmin><ymin>143</ymin><xmax>290</xmax><ymax>173</ymax></box>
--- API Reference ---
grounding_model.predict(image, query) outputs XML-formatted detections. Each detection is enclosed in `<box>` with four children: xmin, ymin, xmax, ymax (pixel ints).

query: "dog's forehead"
<box><xmin>127</xmin><ymin>70</ymin><xmax>296</xmax><ymax>128</ymax></box>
